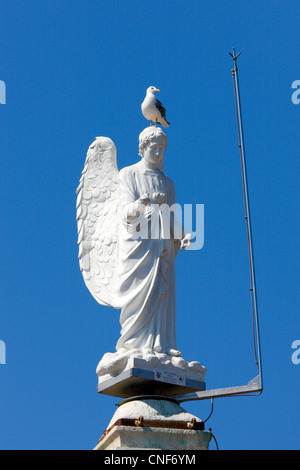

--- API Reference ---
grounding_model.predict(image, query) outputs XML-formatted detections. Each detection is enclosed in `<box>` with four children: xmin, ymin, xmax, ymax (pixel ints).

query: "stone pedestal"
<box><xmin>94</xmin><ymin>398</ymin><xmax>212</xmax><ymax>450</ymax></box>
<box><xmin>97</xmin><ymin>354</ymin><xmax>206</xmax><ymax>399</ymax></box>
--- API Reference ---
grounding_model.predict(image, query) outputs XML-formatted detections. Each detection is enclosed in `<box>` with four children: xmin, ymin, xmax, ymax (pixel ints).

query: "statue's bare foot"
<box><xmin>167</xmin><ymin>348</ymin><xmax>182</xmax><ymax>357</ymax></box>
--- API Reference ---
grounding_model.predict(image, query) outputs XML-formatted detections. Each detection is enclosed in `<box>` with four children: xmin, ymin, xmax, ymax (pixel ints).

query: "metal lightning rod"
<box><xmin>229</xmin><ymin>47</ymin><xmax>263</xmax><ymax>390</ymax></box>
<box><xmin>173</xmin><ymin>49</ymin><xmax>263</xmax><ymax>403</ymax></box>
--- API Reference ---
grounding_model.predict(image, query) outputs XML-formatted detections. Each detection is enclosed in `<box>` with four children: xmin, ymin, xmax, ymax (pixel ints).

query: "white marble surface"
<box><xmin>77</xmin><ymin>126</ymin><xmax>206</xmax><ymax>382</ymax></box>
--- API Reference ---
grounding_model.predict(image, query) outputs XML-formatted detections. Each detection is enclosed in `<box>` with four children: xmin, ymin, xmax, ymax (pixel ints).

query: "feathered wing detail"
<box><xmin>76</xmin><ymin>137</ymin><xmax>120</xmax><ymax>309</ymax></box>
<box><xmin>155</xmin><ymin>98</ymin><xmax>170</xmax><ymax>125</ymax></box>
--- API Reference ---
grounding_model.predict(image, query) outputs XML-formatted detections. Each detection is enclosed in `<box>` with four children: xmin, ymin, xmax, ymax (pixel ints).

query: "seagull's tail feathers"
<box><xmin>159</xmin><ymin>118</ymin><xmax>171</xmax><ymax>128</ymax></box>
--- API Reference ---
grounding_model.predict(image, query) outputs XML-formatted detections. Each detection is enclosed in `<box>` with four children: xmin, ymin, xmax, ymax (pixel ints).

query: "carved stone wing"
<box><xmin>76</xmin><ymin>137</ymin><xmax>120</xmax><ymax>309</ymax></box>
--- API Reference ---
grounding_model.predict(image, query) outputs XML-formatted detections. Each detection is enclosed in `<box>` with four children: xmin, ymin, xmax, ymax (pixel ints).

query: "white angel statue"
<box><xmin>76</xmin><ymin>126</ymin><xmax>203</xmax><ymax>378</ymax></box>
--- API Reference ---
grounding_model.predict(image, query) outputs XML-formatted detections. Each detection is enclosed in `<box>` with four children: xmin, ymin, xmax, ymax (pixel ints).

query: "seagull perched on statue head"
<box><xmin>141</xmin><ymin>86</ymin><xmax>170</xmax><ymax>128</ymax></box>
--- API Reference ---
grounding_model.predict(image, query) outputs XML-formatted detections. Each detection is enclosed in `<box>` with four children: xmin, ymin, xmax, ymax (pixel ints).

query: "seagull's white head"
<box><xmin>147</xmin><ymin>86</ymin><xmax>160</xmax><ymax>95</ymax></box>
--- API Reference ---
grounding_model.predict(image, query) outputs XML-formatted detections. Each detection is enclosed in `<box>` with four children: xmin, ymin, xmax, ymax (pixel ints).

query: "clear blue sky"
<box><xmin>0</xmin><ymin>0</ymin><xmax>299</xmax><ymax>450</ymax></box>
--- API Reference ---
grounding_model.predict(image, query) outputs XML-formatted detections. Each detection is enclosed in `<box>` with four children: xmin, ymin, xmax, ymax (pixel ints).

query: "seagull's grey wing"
<box><xmin>155</xmin><ymin>98</ymin><xmax>167</xmax><ymax>119</ymax></box>
<box><xmin>76</xmin><ymin>137</ymin><xmax>120</xmax><ymax>309</ymax></box>
<box><xmin>155</xmin><ymin>98</ymin><xmax>170</xmax><ymax>125</ymax></box>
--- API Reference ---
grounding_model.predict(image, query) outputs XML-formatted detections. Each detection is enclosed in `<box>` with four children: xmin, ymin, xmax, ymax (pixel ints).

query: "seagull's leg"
<box><xmin>150</xmin><ymin>120</ymin><xmax>152</xmax><ymax>126</ymax></box>
<box><xmin>155</xmin><ymin>118</ymin><xmax>157</xmax><ymax>127</ymax></box>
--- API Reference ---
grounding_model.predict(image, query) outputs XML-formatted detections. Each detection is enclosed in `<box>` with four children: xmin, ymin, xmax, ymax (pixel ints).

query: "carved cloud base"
<box><xmin>96</xmin><ymin>349</ymin><xmax>207</xmax><ymax>398</ymax></box>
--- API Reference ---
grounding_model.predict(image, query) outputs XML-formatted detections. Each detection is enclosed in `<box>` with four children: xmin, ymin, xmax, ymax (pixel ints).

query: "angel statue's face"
<box><xmin>142</xmin><ymin>137</ymin><xmax>166</xmax><ymax>168</ymax></box>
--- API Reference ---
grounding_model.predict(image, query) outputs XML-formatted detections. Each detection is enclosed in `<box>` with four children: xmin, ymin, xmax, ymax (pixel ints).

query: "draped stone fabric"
<box><xmin>116</xmin><ymin>161</ymin><xmax>181</xmax><ymax>354</ymax></box>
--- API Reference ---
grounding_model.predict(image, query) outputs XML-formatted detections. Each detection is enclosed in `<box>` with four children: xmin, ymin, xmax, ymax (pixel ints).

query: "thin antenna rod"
<box><xmin>171</xmin><ymin>50</ymin><xmax>264</xmax><ymax>403</ymax></box>
<box><xmin>230</xmin><ymin>47</ymin><xmax>263</xmax><ymax>390</ymax></box>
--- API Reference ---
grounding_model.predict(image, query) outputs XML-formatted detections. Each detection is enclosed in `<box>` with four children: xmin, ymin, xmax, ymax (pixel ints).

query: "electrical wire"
<box><xmin>203</xmin><ymin>398</ymin><xmax>214</xmax><ymax>424</ymax></box>
<box><xmin>203</xmin><ymin>399</ymin><xmax>219</xmax><ymax>450</ymax></box>
<box><xmin>209</xmin><ymin>428</ymin><xmax>220</xmax><ymax>450</ymax></box>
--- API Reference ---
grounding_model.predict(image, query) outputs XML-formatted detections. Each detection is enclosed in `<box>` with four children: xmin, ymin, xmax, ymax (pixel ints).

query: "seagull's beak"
<box><xmin>155</xmin><ymin>88</ymin><xmax>160</xmax><ymax>92</ymax></box>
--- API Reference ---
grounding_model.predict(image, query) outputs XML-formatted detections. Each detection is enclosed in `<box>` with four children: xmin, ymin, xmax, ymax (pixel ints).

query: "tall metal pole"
<box><xmin>173</xmin><ymin>50</ymin><xmax>263</xmax><ymax>403</ymax></box>
<box><xmin>229</xmin><ymin>48</ymin><xmax>263</xmax><ymax>390</ymax></box>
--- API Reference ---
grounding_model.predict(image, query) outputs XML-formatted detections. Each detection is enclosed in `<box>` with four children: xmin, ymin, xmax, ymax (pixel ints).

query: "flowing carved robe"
<box><xmin>116</xmin><ymin>161</ymin><xmax>181</xmax><ymax>353</ymax></box>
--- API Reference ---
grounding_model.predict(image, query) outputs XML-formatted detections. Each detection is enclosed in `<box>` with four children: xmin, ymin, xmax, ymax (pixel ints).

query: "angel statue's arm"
<box><xmin>118</xmin><ymin>168</ymin><xmax>150</xmax><ymax>222</ymax></box>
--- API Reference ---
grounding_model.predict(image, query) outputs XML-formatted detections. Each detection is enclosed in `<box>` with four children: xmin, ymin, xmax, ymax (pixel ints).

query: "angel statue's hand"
<box><xmin>139</xmin><ymin>193</ymin><xmax>151</xmax><ymax>206</ymax></box>
<box><xmin>151</xmin><ymin>192</ymin><xmax>166</xmax><ymax>205</ymax></box>
<box><xmin>181</xmin><ymin>233</ymin><xmax>193</xmax><ymax>250</ymax></box>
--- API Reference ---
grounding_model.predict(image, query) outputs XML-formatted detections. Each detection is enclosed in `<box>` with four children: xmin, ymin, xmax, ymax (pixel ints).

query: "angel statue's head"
<box><xmin>138</xmin><ymin>126</ymin><xmax>168</xmax><ymax>171</ymax></box>
<box><xmin>138</xmin><ymin>126</ymin><xmax>168</xmax><ymax>157</ymax></box>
